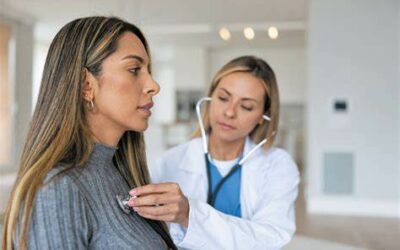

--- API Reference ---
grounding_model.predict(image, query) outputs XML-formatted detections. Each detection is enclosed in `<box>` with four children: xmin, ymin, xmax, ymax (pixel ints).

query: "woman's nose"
<box><xmin>143</xmin><ymin>75</ymin><xmax>160</xmax><ymax>96</ymax></box>
<box><xmin>224</xmin><ymin>102</ymin><xmax>237</xmax><ymax>119</ymax></box>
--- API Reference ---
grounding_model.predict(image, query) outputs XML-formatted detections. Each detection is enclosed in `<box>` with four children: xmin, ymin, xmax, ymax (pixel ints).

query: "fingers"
<box><xmin>134</xmin><ymin>203</ymin><xmax>182</xmax><ymax>222</ymax></box>
<box><xmin>128</xmin><ymin>182</ymin><xmax>190</xmax><ymax>227</ymax></box>
<box><xmin>128</xmin><ymin>193</ymin><xmax>181</xmax><ymax>207</ymax></box>
<box><xmin>129</xmin><ymin>182</ymin><xmax>181</xmax><ymax>197</ymax></box>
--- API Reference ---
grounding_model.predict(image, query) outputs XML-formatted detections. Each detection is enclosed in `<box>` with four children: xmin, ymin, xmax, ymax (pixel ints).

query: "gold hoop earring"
<box><xmin>87</xmin><ymin>100</ymin><xmax>94</xmax><ymax>110</ymax></box>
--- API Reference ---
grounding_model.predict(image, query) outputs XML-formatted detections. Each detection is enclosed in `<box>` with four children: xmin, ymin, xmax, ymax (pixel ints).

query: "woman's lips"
<box><xmin>138</xmin><ymin>102</ymin><xmax>153</xmax><ymax>116</ymax></box>
<box><xmin>217</xmin><ymin>122</ymin><xmax>236</xmax><ymax>130</ymax></box>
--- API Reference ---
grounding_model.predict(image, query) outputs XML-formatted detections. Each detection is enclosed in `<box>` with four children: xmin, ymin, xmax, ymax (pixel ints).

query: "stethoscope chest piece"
<box><xmin>116</xmin><ymin>194</ymin><xmax>132</xmax><ymax>214</ymax></box>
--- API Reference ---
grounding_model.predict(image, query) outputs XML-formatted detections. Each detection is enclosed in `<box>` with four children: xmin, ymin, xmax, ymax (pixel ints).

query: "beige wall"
<box><xmin>0</xmin><ymin>22</ymin><xmax>12</xmax><ymax>168</ymax></box>
<box><xmin>0</xmin><ymin>16</ymin><xmax>34</xmax><ymax>213</ymax></box>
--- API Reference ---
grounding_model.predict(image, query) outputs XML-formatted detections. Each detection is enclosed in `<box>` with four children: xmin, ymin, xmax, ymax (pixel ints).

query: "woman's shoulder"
<box><xmin>39</xmin><ymin>164</ymin><xmax>87</xmax><ymax>198</ymax></box>
<box><xmin>24</xmin><ymin>165</ymin><xmax>93</xmax><ymax>248</ymax></box>
<box><xmin>265</xmin><ymin>147</ymin><xmax>294</xmax><ymax>162</ymax></box>
<box><xmin>251</xmin><ymin>147</ymin><xmax>299</xmax><ymax>175</ymax></box>
<box><xmin>31</xmin><ymin>164</ymin><xmax>93</xmax><ymax>223</ymax></box>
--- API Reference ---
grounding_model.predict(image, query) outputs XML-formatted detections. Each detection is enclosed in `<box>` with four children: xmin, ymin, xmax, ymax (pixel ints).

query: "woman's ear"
<box><xmin>82</xmin><ymin>68</ymin><xmax>97</xmax><ymax>101</ymax></box>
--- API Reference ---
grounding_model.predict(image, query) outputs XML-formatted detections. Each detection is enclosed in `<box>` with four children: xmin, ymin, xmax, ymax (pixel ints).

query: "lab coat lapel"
<box><xmin>177</xmin><ymin>137</ymin><xmax>206</xmax><ymax>174</ymax></box>
<box><xmin>241</xmin><ymin>137</ymin><xmax>259</xmax><ymax>218</ymax></box>
<box><xmin>177</xmin><ymin>138</ymin><xmax>208</xmax><ymax>201</ymax></box>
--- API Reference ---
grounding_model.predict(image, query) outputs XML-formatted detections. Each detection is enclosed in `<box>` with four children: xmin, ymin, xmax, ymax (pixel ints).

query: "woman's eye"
<box><xmin>241</xmin><ymin>106</ymin><xmax>253</xmax><ymax>111</ymax></box>
<box><xmin>218</xmin><ymin>96</ymin><xmax>228</xmax><ymax>102</ymax></box>
<box><xmin>129</xmin><ymin>67</ymin><xmax>141</xmax><ymax>75</ymax></box>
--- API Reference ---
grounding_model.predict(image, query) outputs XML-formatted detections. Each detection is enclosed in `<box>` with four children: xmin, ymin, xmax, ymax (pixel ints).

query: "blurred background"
<box><xmin>0</xmin><ymin>0</ymin><xmax>399</xmax><ymax>249</ymax></box>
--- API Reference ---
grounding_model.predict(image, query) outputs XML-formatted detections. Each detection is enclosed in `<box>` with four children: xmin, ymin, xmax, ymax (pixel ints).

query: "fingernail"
<box><xmin>129</xmin><ymin>189</ymin><xmax>138</xmax><ymax>196</ymax></box>
<box><xmin>133</xmin><ymin>207</ymin><xmax>140</xmax><ymax>212</ymax></box>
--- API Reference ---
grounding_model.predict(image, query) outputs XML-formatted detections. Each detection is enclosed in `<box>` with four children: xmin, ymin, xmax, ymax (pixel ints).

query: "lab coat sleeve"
<box><xmin>170</xmin><ymin>152</ymin><xmax>300</xmax><ymax>250</ymax></box>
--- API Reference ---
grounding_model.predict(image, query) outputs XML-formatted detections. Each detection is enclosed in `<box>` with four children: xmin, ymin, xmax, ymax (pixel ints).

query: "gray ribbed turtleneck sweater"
<box><xmin>15</xmin><ymin>143</ymin><xmax>168</xmax><ymax>249</ymax></box>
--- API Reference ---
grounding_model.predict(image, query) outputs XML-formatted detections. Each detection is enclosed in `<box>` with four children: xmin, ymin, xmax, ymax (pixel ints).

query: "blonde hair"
<box><xmin>2</xmin><ymin>16</ymin><xmax>154</xmax><ymax>249</ymax></box>
<box><xmin>193</xmin><ymin>55</ymin><xmax>280</xmax><ymax>150</ymax></box>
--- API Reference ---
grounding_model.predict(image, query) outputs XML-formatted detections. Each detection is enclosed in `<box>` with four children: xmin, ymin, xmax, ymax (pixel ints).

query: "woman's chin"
<box><xmin>129</xmin><ymin>122</ymin><xmax>149</xmax><ymax>133</ymax></box>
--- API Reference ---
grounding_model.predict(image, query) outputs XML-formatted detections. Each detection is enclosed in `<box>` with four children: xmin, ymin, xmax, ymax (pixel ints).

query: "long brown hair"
<box><xmin>193</xmin><ymin>55</ymin><xmax>280</xmax><ymax>150</ymax></box>
<box><xmin>2</xmin><ymin>16</ymin><xmax>154</xmax><ymax>249</ymax></box>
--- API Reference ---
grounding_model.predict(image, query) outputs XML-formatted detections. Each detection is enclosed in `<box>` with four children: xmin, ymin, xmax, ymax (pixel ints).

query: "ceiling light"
<box><xmin>243</xmin><ymin>27</ymin><xmax>255</xmax><ymax>40</ymax></box>
<box><xmin>268</xmin><ymin>26</ymin><xmax>279</xmax><ymax>39</ymax></box>
<box><xmin>219</xmin><ymin>28</ymin><xmax>231</xmax><ymax>41</ymax></box>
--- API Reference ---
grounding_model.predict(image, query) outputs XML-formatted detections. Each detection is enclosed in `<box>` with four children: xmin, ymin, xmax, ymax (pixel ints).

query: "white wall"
<box><xmin>32</xmin><ymin>41</ymin><xmax>48</xmax><ymax>109</ymax></box>
<box><xmin>13</xmin><ymin>21</ymin><xmax>34</xmax><ymax>169</ymax></box>
<box><xmin>307</xmin><ymin>0</ymin><xmax>400</xmax><ymax>217</ymax></box>
<box><xmin>209</xmin><ymin>47</ymin><xmax>306</xmax><ymax>105</ymax></box>
<box><xmin>175</xmin><ymin>46</ymin><xmax>208</xmax><ymax>91</ymax></box>
<box><xmin>150</xmin><ymin>45</ymin><xmax>208</xmax><ymax>123</ymax></box>
<box><xmin>398</xmin><ymin>2</ymin><xmax>400</xmax><ymax>213</ymax></box>
<box><xmin>145</xmin><ymin>45</ymin><xmax>208</xmax><ymax>168</ymax></box>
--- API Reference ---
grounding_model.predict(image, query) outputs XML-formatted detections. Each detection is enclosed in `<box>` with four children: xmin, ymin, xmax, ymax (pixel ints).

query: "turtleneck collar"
<box><xmin>90</xmin><ymin>143</ymin><xmax>118</xmax><ymax>164</ymax></box>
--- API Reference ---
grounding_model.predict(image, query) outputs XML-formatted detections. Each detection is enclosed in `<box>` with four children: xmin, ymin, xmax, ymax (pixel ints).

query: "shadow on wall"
<box><xmin>276</xmin><ymin>104</ymin><xmax>305</xmax><ymax>169</ymax></box>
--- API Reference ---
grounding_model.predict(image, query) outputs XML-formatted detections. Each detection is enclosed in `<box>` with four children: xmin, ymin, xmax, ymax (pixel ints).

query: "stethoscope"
<box><xmin>116</xmin><ymin>191</ymin><xmax>177</xmax><ymax>249</ymax></box>
<box><xmin>115</xmin><ymin>167</ymin><xmax>176</xmax><ymax>248</ymax></box>
<box><xmin>116</xmin><ymin>193</ymin><xmax>133</xmax><ymax>214</ymax></box>
<box><xmin>195</xmin><ymin>97</ymin><xmax>272</xmax><ymax>206</ymax></box>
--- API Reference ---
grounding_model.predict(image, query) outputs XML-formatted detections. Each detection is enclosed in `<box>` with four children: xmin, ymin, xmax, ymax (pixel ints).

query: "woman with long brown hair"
<box><xmin>2</xmin><ymin>16</ymin><xmax>176</xmax><ymax>250</ymax></box>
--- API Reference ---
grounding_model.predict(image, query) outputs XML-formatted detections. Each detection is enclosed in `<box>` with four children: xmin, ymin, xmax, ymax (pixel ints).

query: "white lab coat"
<box><xmin>150</xmin><ymin>137</ymin><xmax>300</xmax><ymax>250</ymax></box>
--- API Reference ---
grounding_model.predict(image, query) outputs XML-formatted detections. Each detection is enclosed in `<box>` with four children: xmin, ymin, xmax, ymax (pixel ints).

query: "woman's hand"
<box><xmin>128</xmin><ymin>183</ymin><xmax>190</xmax><ymax>228</ymax></box>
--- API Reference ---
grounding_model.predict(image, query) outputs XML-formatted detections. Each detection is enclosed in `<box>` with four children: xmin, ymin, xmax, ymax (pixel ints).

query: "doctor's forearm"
<box><xmin>178</xmin><ymin>198</ymin><xmax>294</xmax><ymax>249</ymax></box>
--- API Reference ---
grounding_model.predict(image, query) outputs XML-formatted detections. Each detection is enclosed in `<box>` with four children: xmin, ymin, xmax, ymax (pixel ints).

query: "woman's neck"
<box><xmin>87</xmin><ymin>114</ymin><xmax>123</xmax><ymax>147</ymax></box>
<box><xmin>208</xmin><ymin>133</ymin><xmax>245</xmax><ymax>161</ymax></box>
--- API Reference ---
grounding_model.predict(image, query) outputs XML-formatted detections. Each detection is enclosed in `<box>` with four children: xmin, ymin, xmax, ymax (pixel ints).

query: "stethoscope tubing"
<box><xmin>196</xmin><ymin>97</ymin><xmax>271</xmax><ymax>166</ymax></box>
<box><xmin>196</xmin><ymin>97</ymin><xmax>273</xmax><ymax>206</ymax></box>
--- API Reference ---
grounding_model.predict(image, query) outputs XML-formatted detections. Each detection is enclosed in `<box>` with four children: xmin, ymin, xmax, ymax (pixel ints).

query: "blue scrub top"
<box><xmin>208</xmin><ymin>159</ymin><xmax>242</xmax><ymax>217</ymax></box>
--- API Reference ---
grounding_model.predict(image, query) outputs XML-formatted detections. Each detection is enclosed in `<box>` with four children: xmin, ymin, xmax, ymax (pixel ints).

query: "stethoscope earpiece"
<box><xmin>262</xmin><ymin>114</ymin><xmax>271</xmax><ymax>121</ymax></box>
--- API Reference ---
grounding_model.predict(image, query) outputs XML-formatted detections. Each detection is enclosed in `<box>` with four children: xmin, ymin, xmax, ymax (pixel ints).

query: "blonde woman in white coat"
<box><xmin>127</xmin><ymin>56</ymin><xmax>300</xmax><ymax>250</ymax></box>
